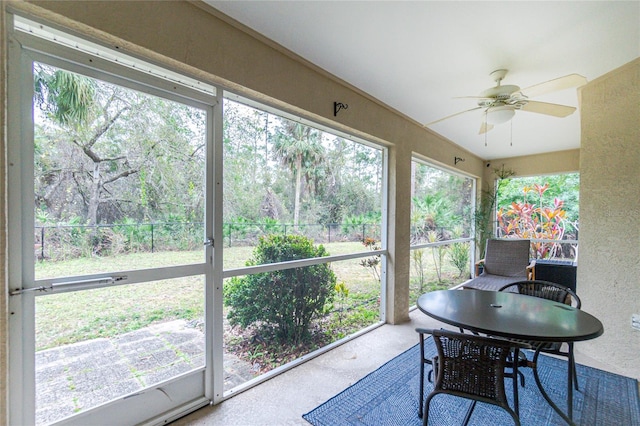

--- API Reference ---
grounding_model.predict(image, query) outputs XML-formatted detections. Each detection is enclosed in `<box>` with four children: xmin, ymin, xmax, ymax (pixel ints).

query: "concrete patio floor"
<box><xmin>35</xmin><ymin>319</ymin><xmax>253</xmax><ymax>425</ymax></box>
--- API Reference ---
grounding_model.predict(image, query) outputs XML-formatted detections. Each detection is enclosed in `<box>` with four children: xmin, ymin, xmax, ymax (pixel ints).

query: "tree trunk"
<box><xmin>87</xmin><ymin>161</ymin><xmax>101</xmax><ymax>226</ymax></box>
<box><xmin>293</xmin><ymin>154</ymin><xmax>302</xmax><ymax>228</ymax></box>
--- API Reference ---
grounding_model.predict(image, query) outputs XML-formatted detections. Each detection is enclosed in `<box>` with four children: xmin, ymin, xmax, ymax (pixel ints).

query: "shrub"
<box><xmin>448</xmin><ymin>242</ymin><xmax>470</xmax><ymax>277</ymax></box>
<box><xmin>224</xmin><ymin>234</ymin><xmax>336</xmax><ymax>344</ymax></box>
<box><xmin>497</xmin><ymin>183</ymin><xmax>568</xmax><ymax>258</ymax></box>
<box><xmin>359</xmin><ymin>238</ymin><xmax>381</xmax><ymax>281</ymax></box>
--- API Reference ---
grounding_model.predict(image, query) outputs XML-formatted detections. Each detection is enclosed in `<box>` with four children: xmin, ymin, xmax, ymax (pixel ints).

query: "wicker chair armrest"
<box><xmin>415</xmin><ymin>327</ymin><xmax>435</xmax><ymax>336</ymax></box>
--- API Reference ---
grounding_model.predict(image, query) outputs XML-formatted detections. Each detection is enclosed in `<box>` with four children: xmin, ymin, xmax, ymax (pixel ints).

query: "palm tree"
<box><xmin>411</xmin><ymin>193</ymin><xmax>457</xmax><ymax>243</ymax></box>
<box><xmin>273</xmin><ymin>121</ymin><xmax>324</xmax><ymax>227</ymax></box>
<box><xmin>34</xmin><ymin>63</ymin><xmax>96</xmax><ymax>127</ymax></box>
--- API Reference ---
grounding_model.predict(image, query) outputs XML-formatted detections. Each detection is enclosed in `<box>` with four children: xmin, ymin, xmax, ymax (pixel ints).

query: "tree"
<box><xmin>273</xmin><ymin>121</ymin><xmax>324</xmax><ymax>227</ymax></box>
<box><xmin>34</xmin><ymin>63</ymin><xmax>96</xmax><ymax>127</ymax></box>
<box><xmin>411</xmin><ymin>193</ymin><xmax>457</xmax><ymax>243</ymax></box>
<box><xmin>34</xmin><ymin>63</ymin><xmax>206</xmax><ymax>230</ymax></box>
<box><xmin>35</xmin><ymin>63</ymin><xmax>135</xmax><ymax>226</ymax></box>
<box><xmin>222</xmin><ymin>99</ymin><xmax>273</xmax><ymax>222</ymax></box>
<box><xmin>496</xmin><ymin>173</ymin><xmax>579</xmax><ymax>235</ymax></box>
<box><xmin>411</xmin><ymin>162</ymin><xmax>472</xmax><ymax>244</ymax></box>
<box><xmin>221</xmin><ymin>101</ymin><xmax>383</xmax><ymax>235</ymax></box>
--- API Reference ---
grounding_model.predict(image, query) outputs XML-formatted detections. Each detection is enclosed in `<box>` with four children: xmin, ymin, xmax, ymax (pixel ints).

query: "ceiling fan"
<box><xmin>426</xmin><ymin>69</ymin><xmax>587</xmax><ymax>134</ymax></box>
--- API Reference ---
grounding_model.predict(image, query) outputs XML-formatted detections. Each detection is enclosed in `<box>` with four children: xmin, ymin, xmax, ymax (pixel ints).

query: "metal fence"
<box><xmin>224</xmin><ymin>222</ymin><xmax>381</xmax><ymax>248</ymax></box>
<box><xmin>34</xmin><ymin>221</ymin><xmax>382</xmax><ymax>261</ymax></box>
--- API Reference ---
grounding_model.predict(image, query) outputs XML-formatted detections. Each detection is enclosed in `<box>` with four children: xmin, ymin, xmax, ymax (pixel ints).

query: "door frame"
<box><xmin>7</xmin><ymin>13</ymin><xmax>222</xmax><ymax>425</ymax></box>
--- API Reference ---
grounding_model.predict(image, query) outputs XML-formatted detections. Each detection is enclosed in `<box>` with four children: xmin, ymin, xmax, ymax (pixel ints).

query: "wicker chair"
<box><xmin>461</xmin><ymin>239</ymin><xmax>535</xmax><ymax>291</ymax></box>
<box><xmin>418</xmin><ymin>328</ymin><xmax>524</xmax><ymax>426</ymax></box>
<box><xmin>498</xmin><ymin>280</ymin><xmax>582</xmax><ymax>391</ymax></box>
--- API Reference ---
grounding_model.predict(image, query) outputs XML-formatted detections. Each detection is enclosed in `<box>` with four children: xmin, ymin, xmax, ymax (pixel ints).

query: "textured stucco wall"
<box><xmin>578</xmin><ymin>58</ymin><xmax>640</xmax><ymax>379</ymax></box>
<box><xmin>489</xmin><ymin>149</ymin><xmax>580</xmax><ymax>179</ymax></box>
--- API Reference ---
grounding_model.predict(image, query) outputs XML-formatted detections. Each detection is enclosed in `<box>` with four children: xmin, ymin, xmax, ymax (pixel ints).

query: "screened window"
<box><xmin>409</xmin><ymin>160</ymin><xmax>474</xmax><ymax>302</ymax></box>
<box><xmin>33</xmin><ymin>63</ymin><xmax>207</xmax><ymax>280</ymax></box>
<box><xmin>495</xmin><ymin>172</ymin><xmax>579</xmax><ymax>260</ymax></box>
<box><xmin>220</xmin><ymin>96</ymin><xmax>386</xmax><ymax>392</ymax></box>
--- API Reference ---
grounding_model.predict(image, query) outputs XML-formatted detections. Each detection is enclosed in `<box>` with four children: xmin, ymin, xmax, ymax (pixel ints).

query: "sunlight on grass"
<box><xmin>36</xmin><ymin>250</ymin><xmax>205</xmax><ymax>280</ymax></box>
<box><xmin>34</xmin><ymin>241</ymin><xmax>468</xmax><ymax>353</ymax></box>
<box><xmin>36</xmin><ymin>276</ymin><xmax>203</xmax><ymax>350</ymax></box>
<box><xmin>34</xmin><ymin>242</ymin><xmax>378</xmax><ymax>351</ymax></box>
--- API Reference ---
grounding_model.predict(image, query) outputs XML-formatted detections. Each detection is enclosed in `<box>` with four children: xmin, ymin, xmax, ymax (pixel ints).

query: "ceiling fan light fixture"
<box><xmin>426</xmin><ymin>70</ymin><xmax>582</xmax><ymax>133</ymax></box>
<box><xmin>485</xmin><ymin>105</ymin><xmax>515</xmax><ymax>125</ymax></box>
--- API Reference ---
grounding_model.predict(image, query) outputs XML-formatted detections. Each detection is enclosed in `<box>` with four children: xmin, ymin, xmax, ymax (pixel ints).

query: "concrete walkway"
<box><xmin>35</xmin><ymin>320</ymin><xmax>254</xmax><ymax>425</ymax></box>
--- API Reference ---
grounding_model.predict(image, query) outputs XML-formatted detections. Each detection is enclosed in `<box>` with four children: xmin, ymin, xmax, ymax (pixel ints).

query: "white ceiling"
<box><xmin>207</xmin><ymin>1</ymin><xmax>640</xmax><ymax>160</ymax></box>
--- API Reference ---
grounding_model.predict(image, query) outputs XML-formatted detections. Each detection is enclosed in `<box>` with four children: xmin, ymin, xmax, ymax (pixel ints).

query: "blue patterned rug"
<box><xmin>303</xmin><ymin>338</ymin><xmax>640</xmax><ymax>425</ymax></box>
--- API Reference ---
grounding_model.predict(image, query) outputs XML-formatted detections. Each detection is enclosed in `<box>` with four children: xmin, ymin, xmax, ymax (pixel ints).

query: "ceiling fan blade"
<box><xmin>520</xmin><ymin>74</ymin><xmax>587</xmax><ymax>98</ymax></box>
<box><xmin>478</xmin><ymin>121</ymin><xmax>494</xmax><ymax>134</ymax></box>
<box><xmin>520</xmin><ymin>100</ymin><xmax>576</xmax><ymax>117</ymax></box>
<box><xmin>425</xmin><ymin>107</ymin><xmax>482</xmax><ymax>126</ymax></box>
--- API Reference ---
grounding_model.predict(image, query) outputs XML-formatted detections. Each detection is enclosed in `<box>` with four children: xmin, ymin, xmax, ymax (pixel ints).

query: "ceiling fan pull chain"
<box><xmin>510</xmin><ymin>119</ymin><xmax>513</xmax><ymax>146</ymax></box>
<box><xmin>484</xmin><ymin>111</ymin><xmax>488</xmax><ymax>147</ymax></box>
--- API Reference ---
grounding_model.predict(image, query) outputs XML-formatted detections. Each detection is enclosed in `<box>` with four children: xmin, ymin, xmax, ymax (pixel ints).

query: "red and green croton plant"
<box><xmin>496</xmin><ymin>183</ymin><xmax>567</xmax><ymax>259</ymax></box>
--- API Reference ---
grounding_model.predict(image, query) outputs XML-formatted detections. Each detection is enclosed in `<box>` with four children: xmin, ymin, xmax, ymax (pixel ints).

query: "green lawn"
<box><xmin>34</xmin><ymin>242</ymin><xmax>468</xmax><ymax>351</ymax></box>
<box><xmin>35</xmin><ymin>242</ymin><xmax>378</xmax><ymax>350</ymax></box>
